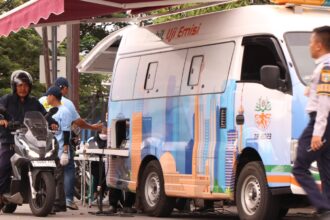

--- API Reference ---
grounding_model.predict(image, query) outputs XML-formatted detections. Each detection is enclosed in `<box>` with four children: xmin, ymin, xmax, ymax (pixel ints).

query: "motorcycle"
<box><xmin>0</xmin><ymin>108</ymin><xmax>59</xmax><ymax>216</ymax></box>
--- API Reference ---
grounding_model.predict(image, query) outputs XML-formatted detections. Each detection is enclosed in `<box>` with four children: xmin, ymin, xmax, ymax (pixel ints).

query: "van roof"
<box><xmin>119</xmin><ymin>4</ymin><xmax>330</xmax><ymax>55</ymax></box>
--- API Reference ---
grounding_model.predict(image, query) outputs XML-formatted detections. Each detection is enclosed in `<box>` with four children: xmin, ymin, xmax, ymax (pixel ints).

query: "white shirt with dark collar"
<box><xmin>306</xmin><ymin>53</ymin><xmax>330</xmax><ymax>137</ymax></box>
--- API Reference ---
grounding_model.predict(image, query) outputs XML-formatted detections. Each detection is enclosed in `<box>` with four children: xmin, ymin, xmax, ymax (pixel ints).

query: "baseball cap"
<box><xmin>46</xmin><ymin>86</ymin><xmax>62</xmax><ymax>100</ymax></box>
<box><xmin>54</xmin><ymin>77</ymin><xmax>69</xmax><ymax>88</ymax></box>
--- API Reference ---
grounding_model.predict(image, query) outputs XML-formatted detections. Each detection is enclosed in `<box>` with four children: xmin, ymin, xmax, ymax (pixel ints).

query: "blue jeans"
<box><xmin>64</xmin><ymin>157</ymin><xmax>75</xmax><ymax>204</ymax></box>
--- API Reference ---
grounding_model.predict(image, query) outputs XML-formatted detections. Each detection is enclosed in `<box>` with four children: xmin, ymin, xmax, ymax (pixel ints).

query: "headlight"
<box><xmin>290</xmin><ymin>139</ymin><xmax>298</xmax><ymax>164</ymax></box>
<box><xmin>20</xmin><ymin>140</ymin><xmax>39</xmax><ymax>159</ymax></box>
<box><xmin>45</xmin><ymin>138</ymin><xmax>56</xmax><ymax>158</ymax></box>
<box><xmin>27</xmin><ymin>149</ymin><xmax>39</xmax><ymax>158</ymax></box>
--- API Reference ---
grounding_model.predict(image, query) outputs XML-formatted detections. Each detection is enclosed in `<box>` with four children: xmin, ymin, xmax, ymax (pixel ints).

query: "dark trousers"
<box><xmin>91</xmin><ymin>161</ymin><xmax>107</xmax><ymax>194</ymax></box>
<box><xmin>0</xmin><ymin>145</ymin><xmax>14</xmax><ymax>194</ymax></box>
<box><xmin>292</xmin><ymin>112</ymin><xmax>330</xmax><ymax>212</ymax></box>
<box><xmin>109</xmin><ymin>187</ymin><xmax>135</xmax><ymax>208</ymax></box>
<box><xmin>54</xmin><ymin>160</ymin><xmax>66</xmax><ymax>208</ymax></box>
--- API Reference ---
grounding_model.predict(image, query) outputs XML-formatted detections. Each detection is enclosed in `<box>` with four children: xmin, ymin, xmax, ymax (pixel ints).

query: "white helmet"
<box><xmin>10</xmin><ymin>70</ymin><xmax>33</xmax><ymax>93</ymax></box>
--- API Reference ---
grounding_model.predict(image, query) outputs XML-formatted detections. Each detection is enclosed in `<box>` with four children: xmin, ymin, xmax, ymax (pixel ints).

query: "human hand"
<box><xmin>0</xmin><ymin>119</ymin><xmax>8</xmax><ymax>128</ymax></box>
<box><xmin>310</xmin><ymin>136</ymin><xmax>324</xmax><ymax>151</ymax></box>
<box><xmin>50</xmin><ymin>123</ymin><xmax>58</xmax><ymax>131</ymax></box>
<box><xmin>92</xmin><ymin>123</ymin><xmax>103</xmax><ymax>132</ymax></box>
<box><xmin>60</xmin><ymin>152</ymin><xmax>69</xmax><ymax>166</ymax></box>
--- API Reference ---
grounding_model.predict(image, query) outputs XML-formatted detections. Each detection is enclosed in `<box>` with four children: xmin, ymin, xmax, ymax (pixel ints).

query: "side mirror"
<box><xmin>260</xmin><ymin>65</ymin><xmax>281</xmax><ymax>90</ymax></box>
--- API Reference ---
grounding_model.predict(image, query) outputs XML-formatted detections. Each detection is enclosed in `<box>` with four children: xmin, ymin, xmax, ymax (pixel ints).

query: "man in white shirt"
<box><xmin>292</xmin><ymin>26</ymin><xmax>330</xmax><ymax>220</ymax></box>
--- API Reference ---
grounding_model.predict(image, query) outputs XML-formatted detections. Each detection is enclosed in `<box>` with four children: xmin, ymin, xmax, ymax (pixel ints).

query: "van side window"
<box><xmin>144</xmin><ymin>62</ymin><xmax>158</xmax><ymax>90</ymax></box>
<box><xmin>241</xmin><ymin>44</ymin><xmax>277</xmax><ymax>81</ymax></box>
<box><xmin>133</xmin><ymin>49</ymin><xmax>187</xmax><ymax>99</ymax></box>
<box><xmin>188</xmin><ymin>56</ymin><xmax>204</xmax><ymax>86</ymax></box>
<box><xmin>240</xmin><ymin>36</ymin><xmax>291</xmax><ymax>93</ymax></box>
<box><xmin>181</xmin><ymin>42</ymin><xmax>235</xmax><ymax>96</ymax></box>
<box><xmin>111</xmin><ymin>57</ymin><xmax>140</xmax><ymax>101</ymax></box>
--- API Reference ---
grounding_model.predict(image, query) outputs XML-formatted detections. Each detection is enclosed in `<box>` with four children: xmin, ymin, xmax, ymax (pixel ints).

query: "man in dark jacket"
<box><xmin>0</xmin><ymin>70</ymin><xmax>57</xmax><ymax>207</ymax></box>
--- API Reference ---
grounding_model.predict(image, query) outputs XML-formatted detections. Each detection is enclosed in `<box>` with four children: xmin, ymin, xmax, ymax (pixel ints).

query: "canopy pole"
<box><xmin>42</xmin><ymin>27</ymin><xmax>51</xmax><ymax>88</ymax></box>
<box><xmin>51</xmin><ymin>26</ymin><xmax>58</xmax><ymax>83</ymax></box>
<box><xmin>66</xmin><ymin>24</ymin><xmax>80</xmax><ymax>110</ymax></box>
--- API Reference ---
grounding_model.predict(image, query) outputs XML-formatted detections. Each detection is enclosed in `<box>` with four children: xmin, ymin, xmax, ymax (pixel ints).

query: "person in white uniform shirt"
<box><xmin>292</xmin><ymin>26</ymin><xmax>330</xmax><ymax>220</ymax></box>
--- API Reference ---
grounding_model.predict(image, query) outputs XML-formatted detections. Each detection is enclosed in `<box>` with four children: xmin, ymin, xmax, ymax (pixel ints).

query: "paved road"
<box><xmin>0</xmin><ymin>204</ymin><xmax>316</xmax><ymax>220</ymax></box>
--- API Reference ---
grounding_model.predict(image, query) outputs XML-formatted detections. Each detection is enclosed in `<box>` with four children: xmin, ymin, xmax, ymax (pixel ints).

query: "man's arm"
<box><xmin>0</xmin><ymin>95</ymin><xmax>10</xmax><ymax>127</ymax></box>
<box><xmin>63</xmin><ymin>131</ymin><xmax>70</xmax><ymax>153</ymax></box>
<box><xmin>73</xmin><ymin>118</ymin><xmax>103</xmax><ymax>131</ymax></box>
<box><xmin>311</xmin><ymin>65</ymin><xmax>330</xmax><ymax>150</ymax></box>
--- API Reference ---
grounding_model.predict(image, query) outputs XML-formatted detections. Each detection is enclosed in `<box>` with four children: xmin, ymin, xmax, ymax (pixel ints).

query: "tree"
<box><xmin>0</xmin><ymin>29</ymin><xmax>44</xmax><ymax>97</ymax></box>
<box><xmin>0</xmin><ymin>0</ymin><xmax>43</xmax><ymax>97</ymax></box>
<box><xmin>148</xmin><ymin>0</ymin><xmax>269</xmax><ymax>24</ymax></box>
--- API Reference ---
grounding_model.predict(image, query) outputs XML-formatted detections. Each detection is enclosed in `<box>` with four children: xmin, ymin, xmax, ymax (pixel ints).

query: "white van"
<box><xmin>78</xmin><ymin>4</ymin><xmax>330</xmax><ymax>220</ymax></box>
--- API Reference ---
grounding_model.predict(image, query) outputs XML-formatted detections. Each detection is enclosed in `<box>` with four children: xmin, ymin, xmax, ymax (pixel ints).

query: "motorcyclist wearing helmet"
<box><xmin>0</xmin><ymin>70</ymin><xmax>57</xmax><ymax>208</ymax></box>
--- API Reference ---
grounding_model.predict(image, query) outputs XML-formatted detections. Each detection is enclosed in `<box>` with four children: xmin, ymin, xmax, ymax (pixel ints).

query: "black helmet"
<box><xmin>10</xmin><ymin>70</ymin><xmax>33</xmax><ymax>94</ymax></box>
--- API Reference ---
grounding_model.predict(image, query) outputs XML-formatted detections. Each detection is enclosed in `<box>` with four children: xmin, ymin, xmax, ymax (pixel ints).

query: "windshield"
<box><xmin>24</xmin><ymin>111</ymin><xmax>48</xmax><ymax>141</ymax></box>
<box><xmin>285</xmin><ymin>32</ymin><xmax>316</xmax><ymax>85</ymax></box>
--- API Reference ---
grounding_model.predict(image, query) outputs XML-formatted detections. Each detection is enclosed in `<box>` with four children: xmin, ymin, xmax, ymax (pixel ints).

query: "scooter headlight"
<box><xmin>20</xmin><ymin>140</ymin><xmax>39</xmax><ymax>158</ymax></box>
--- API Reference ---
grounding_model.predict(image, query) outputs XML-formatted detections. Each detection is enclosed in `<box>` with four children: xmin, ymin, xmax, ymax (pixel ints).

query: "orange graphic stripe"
<box><xmin>267</xmin><ymin>175</ymin><xmax>300</xmax><ymax>186</ymax></box>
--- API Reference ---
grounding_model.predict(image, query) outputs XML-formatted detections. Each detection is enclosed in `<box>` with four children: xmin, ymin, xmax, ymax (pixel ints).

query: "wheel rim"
<box><xmin>144</xmin><ymin>171</ymin><xmax>161</xmax><ymax>207</ymax></box>
<box><xmin>241</xmin><ymin>174</ymin><xmax>261</xmax><ymax>216</ymax></box>
<box><xmin>33</xmin><ymin>176</ymin><xmax>47</xmax><ymax>209</ymax></box>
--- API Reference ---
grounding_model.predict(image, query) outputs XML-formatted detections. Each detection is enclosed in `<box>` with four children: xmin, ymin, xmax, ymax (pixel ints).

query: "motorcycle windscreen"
<box><xmin>24</xmin><ymin>111</ymin><xmax>48</xmax><ymax>141</ymax></box>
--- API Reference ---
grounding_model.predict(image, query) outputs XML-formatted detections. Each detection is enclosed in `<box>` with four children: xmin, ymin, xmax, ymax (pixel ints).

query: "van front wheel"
<box><xmin>236</xmin><ymin>161</ymin><xmax>279</xmax><ymax>220</ymax></box>
<box><xmin>140</xmin><ymin>160</ymin><xmax>174</xmax><ymax>217</ymax></box>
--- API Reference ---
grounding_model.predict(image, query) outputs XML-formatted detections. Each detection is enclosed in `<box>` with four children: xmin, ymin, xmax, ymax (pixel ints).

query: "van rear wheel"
<box><xmin>140</xmin><ymin>160</ymin><xmax>174</xmax><ymax>217</ymax></box>
<box><xmin>236</xmin><ymin>161</ymin><xmax>279</xmax><ymax>220</ymax></box>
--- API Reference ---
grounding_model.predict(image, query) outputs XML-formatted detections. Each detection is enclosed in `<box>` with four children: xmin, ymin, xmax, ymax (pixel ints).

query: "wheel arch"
<box><xmin>136</xmin><ymin>155</ymin><xmax>159</xmax><ymax>192</ymax></box>
<box><xmin>235</xmin><ymin>147</ymin><xmax>264</xmax><ymax>198</ymax></box>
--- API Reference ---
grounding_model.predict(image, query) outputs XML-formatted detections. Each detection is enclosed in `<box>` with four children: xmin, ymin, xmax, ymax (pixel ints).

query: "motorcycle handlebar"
<box><xmin>7</xmin><ymin>121</ymin><xmax>22</xmax><ymax>131</ymax></box>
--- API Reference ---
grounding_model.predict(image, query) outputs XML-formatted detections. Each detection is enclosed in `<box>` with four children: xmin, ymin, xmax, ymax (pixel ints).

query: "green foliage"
<box><xmin>0</xmin><ymin>29</ymin><xmax>43</xmax><ymax>97</ymax></box>
<box><xmin>0</xmin><ymin>0</ymin><xmax>28</xmax><ymax>13</ymax></box>
<box><xmin>79</xmin><ymin>73</ymin><xmax>110</xmax><ymax>120</ymax></box>
<box><xmin>150</xmin><ymin>0</ymin><xmax>269</xmax><ymax>24</ymax></box>
<box><xmin>0</xmin><ymin>0</ymin><xmax>44</xmax><ymax>97</ymax></box>
<box><xmin>80</xmin><ymin>24</ymin><xmax>111</xmax><ymax>53</ymax></box>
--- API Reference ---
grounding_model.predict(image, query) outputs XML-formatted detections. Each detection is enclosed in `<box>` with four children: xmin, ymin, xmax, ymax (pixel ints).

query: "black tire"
<box><xmin>279</xmin><ymin>208</ymin><xmax>289</xmax><ymax>219</ymax></box>
<box><xmin>140</xmin><ymin>160</ymin><xmax>175</xmax><ymax>217</ymax></box>
<box><xmin>236</xmin><ymin>161</ymin><xmax>279</xmax><ymax>220</ymax></box>
<box><xmin>2</xmin><ymin>203</ymin><xmax>17</xmax><ymax>213</ymax></box>
<box><xmin>29</xmin><ymin>172</ymin><xmax>56</xmax><ymax>217</ymax></box>
<box><xmin>175</xmin><ymin>198</ymin><xmax>188</xmax><ymax>211</ymax></box>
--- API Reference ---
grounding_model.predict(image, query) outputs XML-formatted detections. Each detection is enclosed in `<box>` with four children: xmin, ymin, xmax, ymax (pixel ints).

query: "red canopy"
<box><xmin>0</xmin><ymin>0</ymin><xmax>173</xmax><ymax>36</ymax></box>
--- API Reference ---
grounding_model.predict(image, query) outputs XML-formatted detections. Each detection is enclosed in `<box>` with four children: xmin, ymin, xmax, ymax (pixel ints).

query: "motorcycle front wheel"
<box><xmin>29</xmin><ymin>172</ymin><xmax>55</xmax><ymax>217</ymax></box>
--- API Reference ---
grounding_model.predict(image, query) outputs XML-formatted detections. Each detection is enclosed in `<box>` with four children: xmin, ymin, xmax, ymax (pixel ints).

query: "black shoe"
<box><xmin>123</xmin><ymin>207</ymin><xmax>137</xmax><ymax>214</ymax></box>
<box><xmin>104</xmin><ymin>205</ymin><xmax>117</xmax><ymax>214</ymax></box>
<box><xmin>319</xmin><ymin>211</ymin><xmax>330</xmax><ymax>220</ymax></box>
<box><xmin>53</xmin><ymin>205</ymin><xmax>67</xmax><ymax>212</ymax></box>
